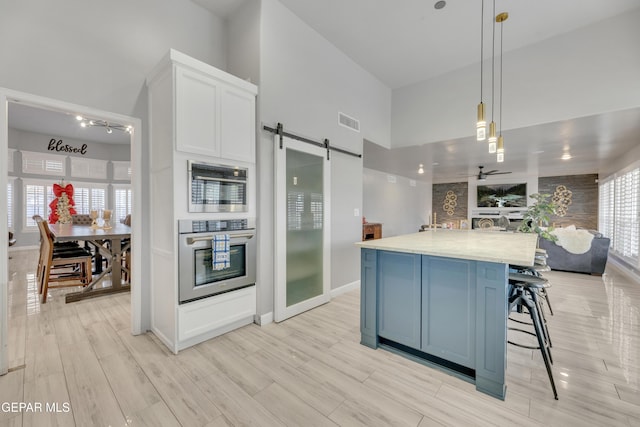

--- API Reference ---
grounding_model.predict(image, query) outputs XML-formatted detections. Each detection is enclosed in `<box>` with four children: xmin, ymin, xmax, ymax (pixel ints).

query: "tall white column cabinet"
<box><xmin>147</xmin><ymin>49</ymin><xmax>258</xmax><ymax>353</ymax></box>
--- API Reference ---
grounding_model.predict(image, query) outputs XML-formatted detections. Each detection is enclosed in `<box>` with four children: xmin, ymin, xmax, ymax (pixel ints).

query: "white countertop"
<box><xmin>356</xmin><ymin>230</ymin><xmax>538</xmax><ymax>266</ymax></box>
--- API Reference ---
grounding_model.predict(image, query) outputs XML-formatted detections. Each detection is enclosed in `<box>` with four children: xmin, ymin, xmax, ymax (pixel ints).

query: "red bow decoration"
<box><xmin>53</xmin><ymin>183</ymin><xmax>74</xmax><ymax>198</ymax></box>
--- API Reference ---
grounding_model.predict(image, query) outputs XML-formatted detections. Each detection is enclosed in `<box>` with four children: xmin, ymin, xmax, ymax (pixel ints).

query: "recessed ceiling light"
<box><xmin>561</xmin><ymin>153</ymin><xmax>572</xmax><ymax>160</ymax></box>
<box><xmin>432</xmin><ymin>162</ymin><xmax>439</xmax><ymax>166</ymax></box>
<box><xmin>533</xmin><ymin>150</ymin><xmax>544</xmax><ymax>154</ymax></box>
<box><xmin>434</xmin><ymin>1</ymin><xmax>446</xmax><ymax>10</ymax></box>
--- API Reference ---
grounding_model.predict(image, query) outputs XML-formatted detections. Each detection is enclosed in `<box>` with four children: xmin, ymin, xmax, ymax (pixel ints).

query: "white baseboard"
<box><xmin>256</xmin><ymin>281</ymin><xmax>359</xmax><ymax>327</ymax></box>
<box><xmin>330</xmin><ymin>280</ymin><xmax>360</xmax><ymax>298</ymax></box>
<box><xmin>255</xmin><ymin>312</ymin><xmax>273</xmax><ymax>326</ymax></box>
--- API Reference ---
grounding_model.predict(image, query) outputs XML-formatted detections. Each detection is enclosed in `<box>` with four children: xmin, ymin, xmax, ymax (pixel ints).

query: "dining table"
<box><xmin>48</xmin><ymin>222</ymin><xmax>131</xmax><ymax>303</ymax></box>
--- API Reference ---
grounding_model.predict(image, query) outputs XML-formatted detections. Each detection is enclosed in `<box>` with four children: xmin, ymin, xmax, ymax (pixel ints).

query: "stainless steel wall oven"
<box><xmin>178</xmin><ymin>219</ymin><xmax>256</xmax><ymax>304</ymax></box>
<box><xmin>188</xmin><ymin>160</ymin><xmax>248</xmax><ymax>213</ymax></box>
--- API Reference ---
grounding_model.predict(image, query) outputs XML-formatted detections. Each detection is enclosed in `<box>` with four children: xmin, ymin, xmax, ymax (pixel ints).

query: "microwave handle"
<box><xmin>193</xmin><ymin>176</ymin><xmax>246</xmax><ymax>183</ymax></box>
<box><xmin>186</xmin><ymin>234</ymin><xmax>254</xmax><ymax>245</ymax></box>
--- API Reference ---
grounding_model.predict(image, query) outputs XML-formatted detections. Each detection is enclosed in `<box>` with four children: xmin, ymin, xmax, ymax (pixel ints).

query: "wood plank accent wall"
<box><xmin>538</xmin><ymin>174</ymin><xmax>599</xmax><ymax>230</ymax></box>
<box><xmin>432</xmin><ymin>182</ymin><xmax>469</xmax><ymax>223</ymax></box>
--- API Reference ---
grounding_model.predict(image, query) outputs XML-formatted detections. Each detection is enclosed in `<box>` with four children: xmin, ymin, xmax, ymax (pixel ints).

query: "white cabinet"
<box><xmin>146</xmin><ymin>49</ymin><xmax>258</xmax><ymax>354</ymax></box>
<box><xmin>173</xmin><ymin>54</ymin><xmax>257</xmax><ymax>163</ymax></box>
<box><xmin>175</xmin><ymin>67</ymin><xmax>219</xmax><ymax>157</ymax></box>
<box><xmin>220</xmin><ymin>85</ymin><xmax>256</xmax><ymax>163</ymax></box>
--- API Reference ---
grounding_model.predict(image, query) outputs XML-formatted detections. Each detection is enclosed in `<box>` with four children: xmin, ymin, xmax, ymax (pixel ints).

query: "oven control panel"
<box><xmin>179</xmin><ymin>219</ymin><xmax>254</xmax><ymax>234</ymax></box>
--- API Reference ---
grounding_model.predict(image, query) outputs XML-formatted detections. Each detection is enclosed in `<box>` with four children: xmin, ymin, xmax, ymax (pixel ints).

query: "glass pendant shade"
<box><xmin>488</xmin><ymin>121</ymin><xmax>497</xmax><ymax>153</ymax></box>
<box><xmin>497</xmin><ymin>135</ymin><xmax>504</xmax><ymax>153</ymax></box>
<box><xmin>497</xmin><ymin>152</ymin><xmax>504</xmax><ymax>162</ymax></box>
<box><xmin>476</xmin><ymin>102</ymin><xmax>486</xmax><ymax>141</ymax></box>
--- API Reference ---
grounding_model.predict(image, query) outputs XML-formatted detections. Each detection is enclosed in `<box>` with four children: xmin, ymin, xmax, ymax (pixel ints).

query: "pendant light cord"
<box><xmin>480</xmin><ymin>0</ymin><xmax>484</xmax><ymax>101</ymax></box>
<box><xmin>499</xmin><ymin>18</ymin><xmax>504</xmax><ymax>135</ymax></box>
<box><xmin>491</xmin><ymin>0</ymin><xmax>496</xmax><ymax>122</ymax></box>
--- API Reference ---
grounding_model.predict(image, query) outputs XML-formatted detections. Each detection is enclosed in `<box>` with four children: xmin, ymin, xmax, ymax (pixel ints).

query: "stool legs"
<box><xmin>509</xmin><ymin>285</ymin><xmax>558</xmax><ymax>400</ymax></box>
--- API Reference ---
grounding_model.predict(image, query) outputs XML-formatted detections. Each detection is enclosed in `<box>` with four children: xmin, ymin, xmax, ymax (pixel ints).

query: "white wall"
<box><xmin>363</xmin><ymin>168</ymin><xmax>431</xmax><ymax>237</ymax></box>
<box><xmin>0</xmin><ymin>0</ymin><xmax>228</xmax><ymax>332</ymax></box>
<box><xmin>392</xmin><ymin>8</ymin><xmax>640</xmax><ymax>148</ymax></box>
<box><xmin>257</xmin><ymin>0</ymin><xmax>392</xmax><ymax>316</ymax></box>
<box><xmin>227</xmin><ymin>0</ymin><xmax>261</xmax><ymax>85</ymax></box>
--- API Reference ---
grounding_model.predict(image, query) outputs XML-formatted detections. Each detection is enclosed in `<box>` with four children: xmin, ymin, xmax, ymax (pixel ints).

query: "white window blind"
<box><xmin>598</xmin><ymin>179</ymin><xmax>615</xmax><ymax>243</ymax></box>
<box><xmin>113</xmin><ymin>186</ymin><xmax>132</xmax><ymax>221</ymax></box>
<box><xmin>7</xmin><ymin>180</ymin><xmax>14</xmax><ymax>229</ymax></box>
<box><xmin>613</xmin><ymin>168</ymin><xmax>640</xmax><ymax>262</ymax></box>
<box><xmin>71</xmin><ymin>157</ymin><xmax>108</xmax><ymax>179</ymax></box>
<box><xmin>71</xmin><ymin>182</ymin><xmax>107</xmax><ymax>214</ymax></box>
<box><xmin>112</xmin><ymin>161</ymin><xmax>132</xmax><ymax>181</ymax></box>
<box><xmin>24</xmin><ymin>180</ymin><xmax>55</xmax><ymax>228</ymax></box>
<box><xmin>602</xmin><ymin>167</ymin><xmax>640</xmax><ymax>264</ymax></box>
<box><xmin>22</xmin><ymin>151</ymin><xmax>66</xmax><ymax>176</ymax></box>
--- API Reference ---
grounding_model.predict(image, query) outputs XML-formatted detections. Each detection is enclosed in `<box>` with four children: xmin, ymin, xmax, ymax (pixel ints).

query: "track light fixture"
<box><xmin>76</xmin><ymin>115</ymin><xmax>132</xmax><ymax>134</ymax></box>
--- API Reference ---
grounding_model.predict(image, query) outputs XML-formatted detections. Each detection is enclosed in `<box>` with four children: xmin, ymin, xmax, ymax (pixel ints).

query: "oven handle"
<box><xmin>186</xmin><ymin>233</ymin><xmax>255</xmax><ymax>245</ymax></box>
<box><xmin>193</xmin><ymin>176</ymin><xmax>247</xmax><ymax>183</ymax></box>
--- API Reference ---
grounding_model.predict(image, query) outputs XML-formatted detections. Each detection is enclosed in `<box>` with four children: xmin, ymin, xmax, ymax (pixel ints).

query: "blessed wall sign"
<box><xmin>47</xmin><ymin>138</ymin><xmax>88</xmax><ymax>155</ymax></box>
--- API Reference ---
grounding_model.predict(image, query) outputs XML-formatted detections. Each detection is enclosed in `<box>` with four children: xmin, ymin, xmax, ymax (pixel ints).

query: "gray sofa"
<box><xmin>538</xmin><ymin>230</ymin><xmax>610</xmax><ymax>275</ymax></box>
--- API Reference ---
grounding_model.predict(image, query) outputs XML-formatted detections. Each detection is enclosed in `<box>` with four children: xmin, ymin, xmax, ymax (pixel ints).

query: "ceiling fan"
<box><xmin>475</xmin><ymin>166</ymin><xmax>512</xmax><ymax>181</ymax></box>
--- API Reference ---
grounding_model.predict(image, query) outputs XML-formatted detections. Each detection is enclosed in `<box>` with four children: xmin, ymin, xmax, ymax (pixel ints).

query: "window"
<box><xmin>21</xmin><ymin>151</ymin><xmax>66</xmax><ymax>176</ymax></box>
<box><xmin>7</xmin><ymin>179</ymin><xmax>14</xmax><ymax>230</ymax></box>
<box><xmin>72</xmin><ymin>182</ymin><xmax>107</xmax><ymax>214</ymax></box>
<box><xmin>598</xmin><ymin>179</ymin><xmax>614</xmax><ymax>244</ymax></box>
<box><xmin>113</xmin><ymin>185</ymin><xmax>132</xmax><ymax>222</ymax></box>
<box><xmin>23</xmin><ymin>179</ymin><xmax>56</xmax><ymax>229</ymax></box>
<box><xmin>600</xmin><ymin>167</ymin><xmax>640</xmax><ymax>264</ymax></box>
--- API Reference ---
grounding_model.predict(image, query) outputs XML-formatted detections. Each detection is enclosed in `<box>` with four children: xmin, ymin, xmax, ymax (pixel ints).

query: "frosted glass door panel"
<box><xmin>274</xmin><ymin>134</ymin><xmax>330</xmax><ymax>322</ymax></box>
<box><xmin>286</xmin><ymin>148</ymin><xmax>324</xmax><ymax>307</ymax></box>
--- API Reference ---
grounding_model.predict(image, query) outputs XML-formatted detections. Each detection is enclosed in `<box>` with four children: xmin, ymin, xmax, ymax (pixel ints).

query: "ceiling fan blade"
<box><xmin>488</xmin><ymin>171</ymin><xmax>512</xmax><ymax>175</ymax></box>
<box><xmin>484</xmin><ymin>170</ymin><xmax>499</xmax><ymax>174</ymax></box>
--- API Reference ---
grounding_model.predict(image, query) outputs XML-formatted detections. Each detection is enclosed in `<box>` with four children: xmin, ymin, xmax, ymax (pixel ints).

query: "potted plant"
<box><xmin>517</xmin><ymin>193</ymin><xmax>558</xmax><ymax>243</ymax></box>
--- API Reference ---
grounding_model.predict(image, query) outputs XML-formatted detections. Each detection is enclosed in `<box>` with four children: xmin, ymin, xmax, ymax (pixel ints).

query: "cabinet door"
<box><xmin>175</xmin><ymin>66</ymin><xmax>220</xmax><ymax>157</ymax></box>
<box><xmin>377</xmin><ymin>251</ymin><xmax>421</xmax><ymax>348</ymax></box>
<box><xmin>421</xmin><ymin>256</ymin><xmax>476</xmax><ymax>369</ymax></box>
<box><xmin>220</xmin><ymin>86</ymin><xmax>256</xmax><ymax>163</ymax></box>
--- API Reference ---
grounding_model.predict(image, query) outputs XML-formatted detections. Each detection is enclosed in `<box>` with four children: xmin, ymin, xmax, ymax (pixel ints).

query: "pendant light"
<box><xmin>487</xmin><ymin>0</ymin><xmax>497</xmax><ymax>153</ymax></box>
<box><xmin>476</xmin><ymin>0</ymin><xmax>486</xmax><ymax>141</ymax></box>
<box><xmin>496</xmin><ymin>11</ymin><xmax>508</xmax><ymax>163</ymax></box>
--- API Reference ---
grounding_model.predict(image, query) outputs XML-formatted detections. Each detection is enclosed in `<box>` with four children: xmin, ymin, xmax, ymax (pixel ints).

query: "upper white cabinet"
<box><xmin>220</xmin><ymin>85</ymin><xmax>256</xmax><ymax>163</ymax></box>
<box><xmin>175</xmin><ymin>67</ymin><xmax>220</xmax><ymax>158</ymax></box>
<box><xmin>152</xmin><ymin>49</ymin><xmax>258</xmax><ymax>164</ymax></box>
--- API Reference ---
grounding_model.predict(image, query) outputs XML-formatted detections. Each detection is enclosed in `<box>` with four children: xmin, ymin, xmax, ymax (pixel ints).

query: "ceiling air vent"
<box><xmin>338</xmin><ymin>112</ymin><xmax>360</xmax><ymax>133</ymax></box>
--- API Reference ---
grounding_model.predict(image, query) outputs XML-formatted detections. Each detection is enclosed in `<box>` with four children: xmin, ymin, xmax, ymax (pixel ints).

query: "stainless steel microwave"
<box><xmin>188</xmin><ymin>161</ymin><xmax>248</xmax><ymax>213</ymax></box>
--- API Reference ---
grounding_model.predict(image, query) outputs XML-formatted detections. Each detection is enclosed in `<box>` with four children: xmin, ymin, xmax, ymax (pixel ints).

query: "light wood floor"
<box><xmin>2</xmin><ymin>249</ymin><xmax>640</xmax><ymax>426</ymax></box>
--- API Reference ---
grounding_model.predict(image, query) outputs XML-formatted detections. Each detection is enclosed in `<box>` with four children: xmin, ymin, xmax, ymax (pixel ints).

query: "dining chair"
<box><xmin>37</xmin><ymin>220</ymin><xmax>93</xmax><ymax>303</ymax></box>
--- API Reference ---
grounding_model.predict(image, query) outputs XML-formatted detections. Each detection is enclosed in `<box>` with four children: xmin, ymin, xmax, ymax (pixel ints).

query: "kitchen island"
<box><xmin>356</xmin><ymin>230</ymin><xmax>537</xmax><ymax>399</ymax></box>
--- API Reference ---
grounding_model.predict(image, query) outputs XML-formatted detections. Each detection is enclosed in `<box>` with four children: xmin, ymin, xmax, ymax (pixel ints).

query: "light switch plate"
<box><xmin>354</xmin><ymin>208</ymin><xmax>360</xmax><ymax>217</ymax></box>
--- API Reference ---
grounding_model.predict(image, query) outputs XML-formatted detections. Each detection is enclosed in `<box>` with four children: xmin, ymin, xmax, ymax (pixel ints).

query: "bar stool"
<box><xmin>508</xmin><ymin>272</ymin><xmax>558</xmax><ymax>400</ymax></box>
<box><xmin>510</xmin><ymin>264</ymin><xmax>554</xmax><ymax>318</ymax></box>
